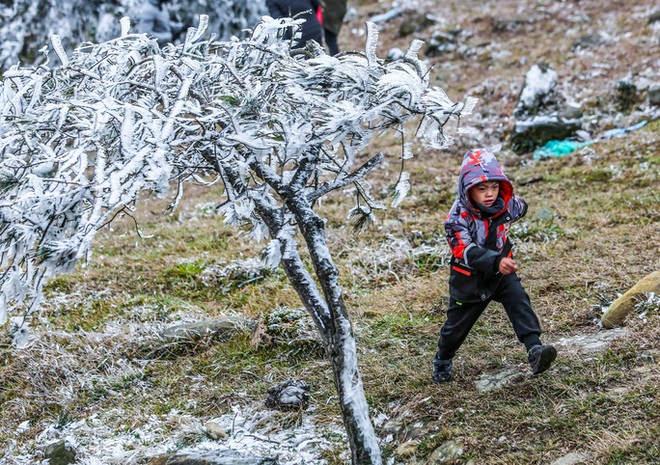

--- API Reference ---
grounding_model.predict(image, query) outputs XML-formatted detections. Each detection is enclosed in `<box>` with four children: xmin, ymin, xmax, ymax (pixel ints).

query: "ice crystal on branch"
<box><xmin>0</xmin><ymin>15</ymin><xmax>475</xmax><ymax>331</ymax></box>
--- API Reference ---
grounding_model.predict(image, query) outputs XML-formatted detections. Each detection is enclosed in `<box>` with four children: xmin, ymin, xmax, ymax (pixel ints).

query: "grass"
<box><xmin>2</xmin><ymin>0</ymin><xmax>660</xmax><ymax>463</ymax></box>
<box><xmin>4</xmin><ymin>123</ymin><xmax>656</xmax><ymax>462</ymax></box>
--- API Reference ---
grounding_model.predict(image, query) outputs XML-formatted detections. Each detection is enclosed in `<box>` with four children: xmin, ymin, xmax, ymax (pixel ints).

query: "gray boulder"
<box><xmin>161</xmin><ymin>316</ymin><xmax>256</xmax><ymax>343</ymax></box>
<box><xmin>510</xmin><ymin>64</ymin><xmax>583</xmax><ymax>154</ymax></box>
<box><xmin>148</xmin><ymin>450</ymin><xmax>278</xmax><ymax>465</ymax></box>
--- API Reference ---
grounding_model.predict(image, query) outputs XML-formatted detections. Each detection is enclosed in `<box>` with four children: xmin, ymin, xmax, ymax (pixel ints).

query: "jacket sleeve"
<box><xmin>445</xmin><ymin>210</ymin><xmax>473</xmax><ymax>261</ymax></box>
<box><xmin>446</xmin><ymin>217</ymin><xmax>501</xmax><ymax>275</ymax></box>
<box><xmin>465</xmin><ymin>245</ymin><xmax>501</xmax><ymax>275</ymax></box>
<box><xmin>509</xmin><ymin>195</ymin><xmax>528</xmax><ymax>222</ymax></box>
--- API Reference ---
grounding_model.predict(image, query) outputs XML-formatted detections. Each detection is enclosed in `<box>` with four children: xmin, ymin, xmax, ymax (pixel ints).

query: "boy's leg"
<box><xmin>494</xmin><ymin>274</ymin><xmax>556</xmax><ymax>373</ymax></box>
<box><xmin>493</xmin><ymin>273</ymin><xmax>542</xmax><ymax>349</ymax></box>
<box><xmin>433</xmin><ymin>298</ymin><xmax>487</xmax><ymax>382</ymax></box>
<box><xmin>436</xmin><ymin>297</ymin><xmax>488</xmax><ymax>360</ymax></box>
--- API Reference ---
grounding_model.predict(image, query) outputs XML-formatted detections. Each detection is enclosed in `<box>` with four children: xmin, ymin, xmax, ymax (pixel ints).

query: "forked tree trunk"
<box><xmin>249</xmin><ymin>161</ymin><xmax>383</xmax><ymax>464</ymax></box>
<box><xmin>282</xmin><ymin>196</ymin><xmax>383</xmax><ymax>465</ymax></box>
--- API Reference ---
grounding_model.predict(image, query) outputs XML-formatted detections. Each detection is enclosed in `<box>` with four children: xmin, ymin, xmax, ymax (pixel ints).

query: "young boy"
<box><xmin>432</xmin><ymin>148</ymin><xmax>556</xmax><ymax>383</ymax></box>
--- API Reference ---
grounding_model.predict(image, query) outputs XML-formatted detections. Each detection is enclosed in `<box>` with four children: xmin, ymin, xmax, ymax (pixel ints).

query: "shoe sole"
<box><xmin>533</xmin><ymin>346</ymin><xmax>557</xmax><ymax>374</ymax></box>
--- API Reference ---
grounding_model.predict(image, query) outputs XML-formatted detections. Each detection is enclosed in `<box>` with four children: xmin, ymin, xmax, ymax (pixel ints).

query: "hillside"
<box><xmin>1</xmin><ymin>0</ymin><xmax>659</xmax><ymax>464</ymax></box>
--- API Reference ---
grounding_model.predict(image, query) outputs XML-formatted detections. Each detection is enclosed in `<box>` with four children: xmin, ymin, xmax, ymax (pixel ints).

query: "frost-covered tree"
<box><xmin>0</xmin><ymin>0</ymin><xmax>267</xmax><ymax>72</ymax></box>
<box><xmin>0</xmin><ymin>16</ymin><xmax>475</xmax><ymax>464</ymax></box>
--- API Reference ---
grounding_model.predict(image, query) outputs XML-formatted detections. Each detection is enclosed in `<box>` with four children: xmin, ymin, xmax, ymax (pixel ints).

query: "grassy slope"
<box><xmin>1</xmin><ymin>0</ymin><xmax>659</xmax><ymax>463</ymax></box>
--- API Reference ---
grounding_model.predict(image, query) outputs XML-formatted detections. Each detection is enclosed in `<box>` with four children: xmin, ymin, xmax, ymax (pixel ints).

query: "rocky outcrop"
<box><xmin>509</xmin><ymin>63</ymin><xmax>583</xmax><ymax>154</ymax></box>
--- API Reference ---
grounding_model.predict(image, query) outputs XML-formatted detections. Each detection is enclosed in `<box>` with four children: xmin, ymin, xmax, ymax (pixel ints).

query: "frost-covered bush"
<box><xmin>0</xmin><ymin>0</ymin><xmax>267</xmax><ymax>72</ymax></box>
<box><xmin>0</xmin><ymin>15</ymin><xmax>474</xmax><ymax>462</ymax></box>
<box><xmin>0</xmin><ymin>16</ymin><xmax>474</xmax><ymax>327</ymax></box>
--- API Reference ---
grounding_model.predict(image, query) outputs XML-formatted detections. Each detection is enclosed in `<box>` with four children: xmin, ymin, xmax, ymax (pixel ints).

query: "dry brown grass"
<box><xmin>1</xmin><ymin>0</ymin><xmax>659</xmax><ymax>463</ymax></box>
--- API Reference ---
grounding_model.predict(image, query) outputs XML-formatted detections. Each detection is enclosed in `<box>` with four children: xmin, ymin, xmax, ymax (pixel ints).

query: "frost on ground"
<box><xmin>5</xmin><ymin>404</ymin><xmax>347</xmax><ymax>464</ymax></box>
<box><xmin>0</xmin><ymin>300</ymin><xmax>349</xmax><ymax>464</ymax></box>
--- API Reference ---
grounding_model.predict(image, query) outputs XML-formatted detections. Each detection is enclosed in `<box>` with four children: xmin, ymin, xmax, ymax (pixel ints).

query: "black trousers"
<box><xmin>436</xmin><ymin>273</ymin><xmax>542</xmax><ymax>360</ymax></box>
<box><xmin>324</xmin><ymin>29</ymin><xmax>339</xmax><ymax>56</ymax></box>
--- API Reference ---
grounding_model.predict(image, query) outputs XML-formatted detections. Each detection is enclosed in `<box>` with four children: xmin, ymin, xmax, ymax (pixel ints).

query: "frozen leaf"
<box><xmin>365</xmin><ymin>22</ymin><xmax>380</xmax><ymax>67</ymax></box>
<box><xmin>391</xmin><ymin>172</ymin><xmax>411</xmax><ymax>208</ymax></box>
<box><xmin>50</xmin><ymin>35</ymin><xmax>68</xmax><ymax>66</ymax></box>
<box><xmin>120</xmin><ymin>16</ymin><xmax>131</xmax><ymax>37</ymax></box>
<box><xmin>262</xmin><ymin>239</ymin><xmax>282</xmax><ymax>270</ymax></box>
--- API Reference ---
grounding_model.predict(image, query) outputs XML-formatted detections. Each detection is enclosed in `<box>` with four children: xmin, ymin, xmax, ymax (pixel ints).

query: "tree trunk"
<box><xmin>250</xmin><ymin>165</ymin><xmax>383</xmax><ymax>464</ymax></box>
<box><xmin>283</xmin><ymin>196</ymin><xmax>382</xmax><ymax>465</ymax></box>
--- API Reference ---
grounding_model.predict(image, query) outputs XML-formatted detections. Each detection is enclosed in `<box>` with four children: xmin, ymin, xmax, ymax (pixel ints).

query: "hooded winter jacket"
<box><xmin>445</xmin><ymin>148</ymin><xmax>528</xmax><ymax>302</ymax></box>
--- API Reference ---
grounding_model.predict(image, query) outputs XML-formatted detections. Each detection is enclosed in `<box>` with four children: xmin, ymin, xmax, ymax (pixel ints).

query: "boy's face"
<box><xmin>468</xmin><ymin>181</ymin><xmax>500</xmax><ymax>207</ymax></box>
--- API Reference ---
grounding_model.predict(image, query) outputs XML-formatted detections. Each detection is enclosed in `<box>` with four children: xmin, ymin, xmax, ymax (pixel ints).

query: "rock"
<box><xmin>205</xmin><ymin>420</ymin><xmax>227</xmax><ymax>440</ymax></box>
<box><xmin>616</xmin><ymin>79</ymin><xmax>640</xmax><ymax>112</ymax></box>
<box><xmin>148</xmin><ymin>450</ymin><xmax>278</xmax><ymax>465</ymax></box>
<box><xmin>399</xmin><ymin>13</ymin><xmax>436</xmax><ymax>37</ymax></box>
<box><xmin>265</xmin><ymin>379</ymin><xmax>310</xmax><ymax>411</ymax></box>
<box><xmin>648</xmin><ymin>84</ymin><xmax>660</xmax><ymax>106</ymax></box>
<box><xmin>425</xmin><ymin>30</ymin><xmax>460</xmax><ymax>57</ymax></box>
<box><xmin>251</xmin><ymin>307</ymin><xmax>324</xmax><ymax>355</ymax></box>
<box><xmin>553</xmin><ymin>328</ymin><xmax>630</xmax><ymax>353</ymax></box>
<box><xmin>509</xmin><ymin>64</ymin><xmax>584</xmax><ymax>153</ymax></box>
<box><xmin>509</xmin><ymin>114</ymin><xmax>583</xmax><ymax>154</ymax></box>
<box><xmin>475</xmin><ymin>367</ymin><xmax>526</xmax><ymax>393</ymax></box>
<box><xmin>161</xmin><ymin>316</ymin><xmax>255</xmax><ymax>343</ymax></box>
<box><xmin>649</xmin><ymin>10</ymin><xmax>660</xmax><ymax>24</ymax></box>
<box><xmin>550</xmin><ymin>452</ymin><xmax>590</xmax><ymax>465</ymax></box>
<box><xmin>601</xmin><ymin>270</ymin><xmax>660</xmax><ymax>328</ymax></box>
<box><xmin>514</xmin><ymin>63</ymin><xmax>560</xmax><ymax>118</ymax></box>
<box><xmin>427</xmin><ymin>440</ymin><xmax>464</xmax><ymax>464</ymax></box>
<box><xmin>43</xmin><ymin>440</ymin><xmax>76</xmax><ymax>465</ymax></box>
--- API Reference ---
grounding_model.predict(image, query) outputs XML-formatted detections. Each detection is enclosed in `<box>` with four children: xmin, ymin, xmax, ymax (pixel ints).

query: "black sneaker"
<box><xmin>432</xmin><ymin>358</ymin><xmax>453</xmax><ymax>383</ymax></box>
<box><xmin>528</xmin><ymin>344</ymin><xmax>557</xmax><ymax>375</ymax></box>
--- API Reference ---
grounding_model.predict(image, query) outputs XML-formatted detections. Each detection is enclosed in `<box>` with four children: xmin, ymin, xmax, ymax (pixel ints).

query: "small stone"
<box><xmin>550</xmin><ymin>452</ymin><xmax>590</xmax><ymax>465</ymax></box>
<box><xmin>205</xmin><ymin>420</ymin><xmax>227</xmax><ymax>440</ymax></box>
<box><xmin>265</xmin><ymin>379</ymin><xmax>310</xmax><ymax>411</ymax></box>
<box><xmin>427</xmin><ymin>440</ymin><xmax>464</xmax><ymax>464</ymax></box>
<box><xmin>43</xmin><ymin>440</ymin><xmax>76</xmax><ymax>465</ymax></box>
<box><xmin>395</xmin><ymin>439</ymin><xmax>420</xmax><ymax>458</ymax></box>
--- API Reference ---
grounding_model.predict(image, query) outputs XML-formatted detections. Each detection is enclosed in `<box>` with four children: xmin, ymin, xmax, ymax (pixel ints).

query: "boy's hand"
<box><xmin>498</xmin><ymin>257</ymin><xmax>518</xmax><ymax>275</ymax></box>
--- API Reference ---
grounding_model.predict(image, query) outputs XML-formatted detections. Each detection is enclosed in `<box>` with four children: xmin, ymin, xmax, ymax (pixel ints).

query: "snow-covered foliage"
<box><xmin>0</xmin><ymin>16</ymin><xmax>474</xmax><ymax>328</ymax></box>
<box><xmin>0</xmin><ymin>0</ymin><xmax>267</xmax><ymax>72</ymax></box>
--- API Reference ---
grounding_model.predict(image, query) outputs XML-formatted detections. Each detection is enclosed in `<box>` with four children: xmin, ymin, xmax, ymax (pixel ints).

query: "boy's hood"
<box><xmin>457</xmin><ymin>148</ymin><xmax>513</xmax><ymax>215</ymax></box>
